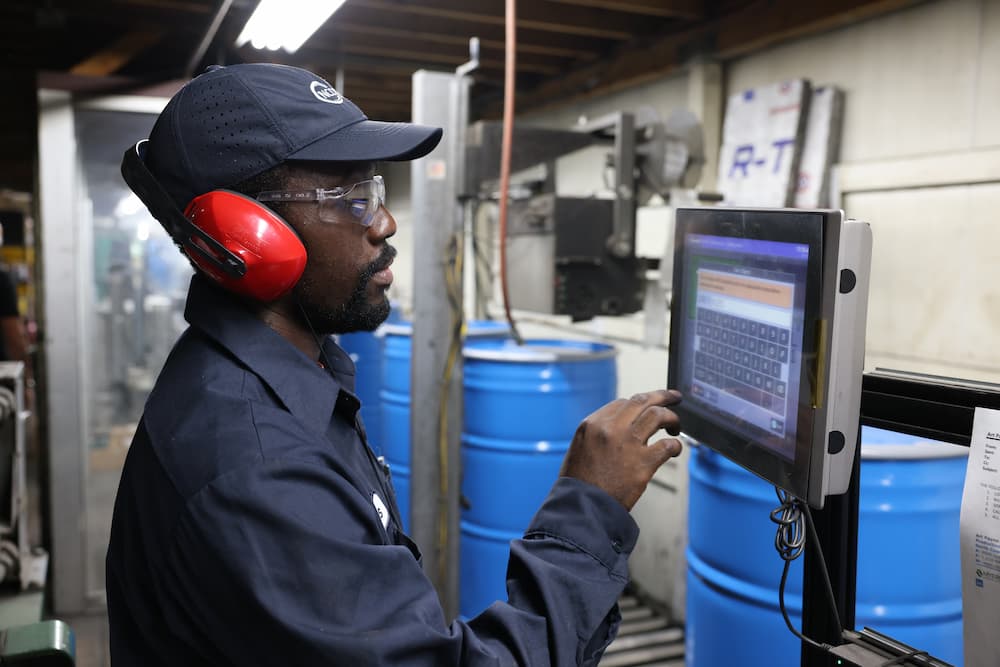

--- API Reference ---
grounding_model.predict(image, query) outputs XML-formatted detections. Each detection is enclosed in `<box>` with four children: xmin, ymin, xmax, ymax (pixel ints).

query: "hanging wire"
<box><xmin>802</xmin><ymin>502</ymin><xmax>844</xmax><ymax>633</ymax></box>
<box><xmin>436</xmin><ymin>232</ymin><xmax>466</xmax><ymax>584</ymax></box>
<box><xmin>769</xmin><ymin>488</ymin><xmax>829</xmax><ymax>653</ymax></box>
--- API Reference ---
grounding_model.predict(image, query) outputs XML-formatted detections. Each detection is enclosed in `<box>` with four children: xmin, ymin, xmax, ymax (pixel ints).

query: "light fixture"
<box><xmin>235</xmin><ymin>0</ymin><xmax>346</xmax><ymax>54</ymax></box>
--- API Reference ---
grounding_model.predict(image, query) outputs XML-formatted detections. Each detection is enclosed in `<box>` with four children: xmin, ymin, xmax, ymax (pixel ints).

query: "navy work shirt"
<box><xmin>107</xmin><ymin>275</ymin><xmax>639</xmax><ymax>666</ymax></box>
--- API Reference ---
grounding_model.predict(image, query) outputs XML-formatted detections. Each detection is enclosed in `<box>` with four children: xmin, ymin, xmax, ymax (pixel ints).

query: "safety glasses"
<box><xmin>256</xmin><ymin>175</ymin><xmax>385</xmax><ymax>227</ymax></box>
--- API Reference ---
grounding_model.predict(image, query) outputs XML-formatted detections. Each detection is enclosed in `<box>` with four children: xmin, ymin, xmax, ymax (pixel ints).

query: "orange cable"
<box><xmin>498</xmin><ymin>0</ymin><xmax>523</xmax><ymax>345</ymax></box>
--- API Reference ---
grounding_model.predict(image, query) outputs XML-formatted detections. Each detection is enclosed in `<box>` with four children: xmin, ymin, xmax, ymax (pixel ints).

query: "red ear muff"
<box><xmin>183</xmin><ymin>190</ymin><xmax>307</xmax><ymax>302</ymax></box>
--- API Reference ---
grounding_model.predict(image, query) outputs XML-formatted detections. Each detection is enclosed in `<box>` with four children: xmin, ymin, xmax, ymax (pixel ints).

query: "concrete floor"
<box><xmin>61</xmin><ymin>610</ymin><xmax>110</xmax><ymax>667</ymax></box>
<box><xmin>63</xmin><ymin>442</ymin><xmax>124</xmax><ymax>667</ymax></box>
<box><xmin>22</xmin><ymin>422</ymin><xmax>119</xmax><ymax>667</ymax></box>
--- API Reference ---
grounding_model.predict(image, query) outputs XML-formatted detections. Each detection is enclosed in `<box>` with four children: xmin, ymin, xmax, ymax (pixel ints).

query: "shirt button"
<box><xmin>611</xmin><ymin>539</ymin><xmax>623</xmax><ymax>553</ymax></box>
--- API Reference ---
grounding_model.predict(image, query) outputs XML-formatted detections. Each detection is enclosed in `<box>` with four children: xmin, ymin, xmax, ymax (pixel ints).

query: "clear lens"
<box><xmin>256</xmin><ymin>175</ymin><xmax>385</xmax><ymax>227</ymax></box>
<box><xmin>317</xmin><ymin>175</ymin><xmax>385</xmax><ymax>226</ymax></box>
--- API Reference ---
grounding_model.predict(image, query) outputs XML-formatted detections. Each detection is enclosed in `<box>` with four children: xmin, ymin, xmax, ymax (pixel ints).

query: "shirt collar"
<box><xmin>183</xmin><ymin>274</ymin><xmax>358</xmax><ymax>434</ymax></box>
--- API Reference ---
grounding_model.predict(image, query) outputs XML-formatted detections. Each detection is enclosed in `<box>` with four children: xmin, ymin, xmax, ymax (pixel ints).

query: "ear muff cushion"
<box><xmin>183</xmin><ymin>190</ymin><xmax>307</xmax><ymax>302</ymax></box>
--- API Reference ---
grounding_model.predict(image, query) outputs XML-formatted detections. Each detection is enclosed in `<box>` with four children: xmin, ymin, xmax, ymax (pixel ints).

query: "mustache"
<box><xmin>369</xmin><ymin>244</ymin><xmax>397</xmax><ymax>274</ymax></box>
<box><xmin>356</xmin><ymin>244</ymin><xmax>397</xmax><ymax>286</ymax></box>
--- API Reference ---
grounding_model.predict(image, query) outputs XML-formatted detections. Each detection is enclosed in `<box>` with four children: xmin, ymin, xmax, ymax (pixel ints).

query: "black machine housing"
<box><xmin>505</xmin><ymin>195</ymin><xmax>645</xmax><ymax>321</ymax></box>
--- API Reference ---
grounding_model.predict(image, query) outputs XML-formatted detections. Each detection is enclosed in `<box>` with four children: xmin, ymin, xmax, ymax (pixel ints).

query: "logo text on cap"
<box><xmin>310</xmin><ymin>81</ymin><xmax>344</xmax><ymax>105</ymax></box>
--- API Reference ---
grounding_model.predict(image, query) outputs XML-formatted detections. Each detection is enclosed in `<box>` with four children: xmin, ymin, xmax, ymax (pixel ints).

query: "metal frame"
<box><xmin>800</xmin><ymin>368</ymin><xmax>1000</xmax><ymax>665</ymax></box>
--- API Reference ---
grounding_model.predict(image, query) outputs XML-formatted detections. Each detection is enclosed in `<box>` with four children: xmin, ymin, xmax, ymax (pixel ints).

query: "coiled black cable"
<box><xmin>770</xmin><ymin>488</ymin><xmax>830</xmax><ymax>653</ymax></box>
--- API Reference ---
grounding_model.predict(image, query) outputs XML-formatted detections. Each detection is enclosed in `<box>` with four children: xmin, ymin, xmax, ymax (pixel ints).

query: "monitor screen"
<box><xmin>669</xmin><ymin>208</ymin><xmax>827</xmax><ymax>499</ymax></box>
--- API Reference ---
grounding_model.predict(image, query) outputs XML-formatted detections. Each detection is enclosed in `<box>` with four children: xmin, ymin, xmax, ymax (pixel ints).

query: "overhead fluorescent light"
<box><xmin>235</xmin><ymin>0</ymin><xmax>346</xmax><ymax>54</ymax></box>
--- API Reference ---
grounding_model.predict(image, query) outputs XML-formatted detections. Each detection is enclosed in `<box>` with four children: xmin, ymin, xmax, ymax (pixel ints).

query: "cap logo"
<box><xmin>310</xmin><ymin>80</ymin><xmax>344</xmax><ymax>104</ymax></box>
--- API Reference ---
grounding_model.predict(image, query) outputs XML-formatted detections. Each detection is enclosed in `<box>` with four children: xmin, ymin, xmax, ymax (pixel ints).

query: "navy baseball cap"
<box><xmin>144</xmin><ymin>63</ymin><xmax>443</xmax><ymax>209</ymax></box>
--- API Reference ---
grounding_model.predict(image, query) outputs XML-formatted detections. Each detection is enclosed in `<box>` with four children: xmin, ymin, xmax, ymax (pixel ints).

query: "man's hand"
<box><xmin>560</xmin><ymin>389</ymin><xmax>683</xmax><ymax>511</ymax></box>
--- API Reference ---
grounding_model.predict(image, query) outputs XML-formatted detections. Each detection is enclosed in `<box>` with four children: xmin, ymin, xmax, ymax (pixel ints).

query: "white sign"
<box><xmin>717</xmin><ymin>79</ymin><xmax>808</xmax><ymax>207</ymax></box>
<box><xmin>960</xmin><ymin>407</ymin><xmax>1000</xmax><ymax>666</ymax></box>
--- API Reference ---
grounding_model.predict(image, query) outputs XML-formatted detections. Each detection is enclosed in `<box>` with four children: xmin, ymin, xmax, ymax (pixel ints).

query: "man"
<box><xmin>107</xmin><ymin>62</ymin><xmax>684</xmax><ymax>666</ymax></box>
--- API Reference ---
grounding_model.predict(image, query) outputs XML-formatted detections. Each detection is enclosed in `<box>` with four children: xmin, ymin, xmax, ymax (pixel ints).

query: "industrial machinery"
<box><xmin>0</xmin><ymin>362</ymin><xmax>46</xmax><ymax>590</ymax></box>
<box><xmin>464</xmin><ymin>108</ymin><xmax>706</xmax><ymax>321</ymax></box>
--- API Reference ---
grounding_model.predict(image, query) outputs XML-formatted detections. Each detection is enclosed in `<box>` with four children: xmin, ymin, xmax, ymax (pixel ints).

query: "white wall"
<box><xmin>726</xmin><ymin>0</ymin><xmax>1000</xmax><ymax>381</ymax></box>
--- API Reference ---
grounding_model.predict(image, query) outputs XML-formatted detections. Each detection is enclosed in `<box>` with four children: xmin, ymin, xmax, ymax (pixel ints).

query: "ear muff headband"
<box><xmin>120</xmin><ymin>140</ymin><xmax>308</xmax><ymax>302</ymax></box>
<box><xmin>121</xmin><ymin>141</ymin><xmax>246</xmax><ymax>279</ymax></box>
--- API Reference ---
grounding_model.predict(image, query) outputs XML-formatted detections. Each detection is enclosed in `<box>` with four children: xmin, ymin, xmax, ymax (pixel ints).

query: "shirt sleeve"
<box><xmin>163</xmin><ymin>458</ymin><xmax>637</xmax><ymax>666</ymax></box>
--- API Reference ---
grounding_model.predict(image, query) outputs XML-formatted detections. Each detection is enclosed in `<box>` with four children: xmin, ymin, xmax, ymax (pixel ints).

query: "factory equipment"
<box><xmin>464</xmin><ymin>108</ymin><xmax>706</xmax><ymax>321</ymax></box>
<box><xmin>0</xmin><ymin>362</ymin><xmax>46</xmax><ymax>590</ymax></box>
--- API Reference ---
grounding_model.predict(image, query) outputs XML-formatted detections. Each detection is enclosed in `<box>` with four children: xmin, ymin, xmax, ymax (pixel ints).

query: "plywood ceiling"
<box><xmin>0</xmin><ymin>0</ymin><xmax>923</xmax><ymax>190</ymax></box>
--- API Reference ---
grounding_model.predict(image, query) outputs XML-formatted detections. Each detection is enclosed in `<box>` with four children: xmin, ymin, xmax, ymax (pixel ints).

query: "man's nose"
<box><xmin>367</xmin><ymin>205</ymin><xmax>397</xmax><ymax>241</ymax></box>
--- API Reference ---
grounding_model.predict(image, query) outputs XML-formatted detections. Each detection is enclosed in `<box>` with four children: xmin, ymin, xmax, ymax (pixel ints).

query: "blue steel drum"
<box><xmin>459</xmin><ymin>338</ymin><xmax>617</xmax><ymax>619</ymax></box>
<box><xmin>685</xmin><ymin>426</ymin><xmax>968</xmax><ymax>667</ymax></box>
<box><xmin>380</xmin><ymin>320</ymin><xmax>511</xmax><ymax>532</ymax></box>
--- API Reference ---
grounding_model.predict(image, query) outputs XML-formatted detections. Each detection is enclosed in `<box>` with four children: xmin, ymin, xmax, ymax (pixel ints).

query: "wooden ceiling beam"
<box><xmin>713</xmin><ymin>0</ymin><xmax>923</xmax><ymax>58</ymax></box>
<box><xmin>298</xmin><ymin>53</ymin><xmax>509</xmax><ymax>92</ymax></box>
<box><xmin>500</xmin><ymin>0</ymin><xmax>925</xmax><ymax>116</ymax></box>
<box><xmin>354</xmin><ymin>0</ymin><xmax>638</xmax><ymax>40</ymax></box>
<box><xmin>318</xmin><ymin>31</ymin><xmax>572</xmax><ymax>73</ymax></box>
<box><xmin>328</xmin><ymin>21</ymin><xmax>592</xmax><ymax>60</ymax></box>
<box><xmin>337</xmin><ymin>4</ymin><xmax>620</xmax><ymax>56</ymax></box>
<box><xmin>544</xmin><ymin>0</ymin><xmax>704</xmax><ymax>19</ymax></box>
<box><xmin>308</xmin><ymin>41</ymin><xmax>563</xmax><ymax>76</ymax></box>
<box><xmin>69</xmin><ymin>29</ymin><xmax>165</xmax><ymax>76</ymax></box>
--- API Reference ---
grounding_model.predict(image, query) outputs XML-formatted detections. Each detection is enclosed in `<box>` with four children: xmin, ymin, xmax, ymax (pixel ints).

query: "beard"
<box><xmin>296</xmin><ymin>244</ymin><xmax>396</xmax><ymax>334</ymax></box>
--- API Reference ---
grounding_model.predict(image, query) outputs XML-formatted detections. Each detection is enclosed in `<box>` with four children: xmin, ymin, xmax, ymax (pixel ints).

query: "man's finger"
<box><xmin>642</xmin><ymin>437</ymin><xmax>684</xmax><ymax>469</ymax></box>
<box><xmin>628</xmin><ymin>389</ymin><xmax>683</xmax><ymax>406</ymax></box>
<box><xmin>631</xmin><ymin>405</ymin><xmax>681</xmax><ymax>443</ymax></box>
<box><xmin>619</xmin><ymin>389</ymin><xmax>683</xmax><ymax>423</ymax></box>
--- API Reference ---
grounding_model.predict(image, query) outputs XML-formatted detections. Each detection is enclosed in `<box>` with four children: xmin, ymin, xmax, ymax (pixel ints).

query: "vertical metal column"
<box><xmin>608</xmin><ymin>112</ymin><xmax>636</xmax><ymax>258</ymax></box>
<box><xmin>686</xmin><ymin>57</ymin><xmax>723</xmax><ymax>194</ymax></box>
<box><xmin>410</xmin><ymin>69</ymin><xmax>470</xmax><ymax>618</ymax></box>
<box><xmin>37</xmin><ymin>90</ymin><xmax>88</xmax><ymax>614</ymax></box>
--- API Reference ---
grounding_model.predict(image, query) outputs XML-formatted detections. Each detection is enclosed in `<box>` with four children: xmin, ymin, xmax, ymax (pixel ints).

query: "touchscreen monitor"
<box><xmin>668</xmin><ymin>207</ymin><xmax>871</xmax><ymax>507</ymax></box>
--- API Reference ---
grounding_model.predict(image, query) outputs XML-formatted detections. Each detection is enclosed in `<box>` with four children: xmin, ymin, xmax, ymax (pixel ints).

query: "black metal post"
<box><xmin>801</xmin><ymin>429</ymin><xmax>860</xmax><ymax>665</ymax></box>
